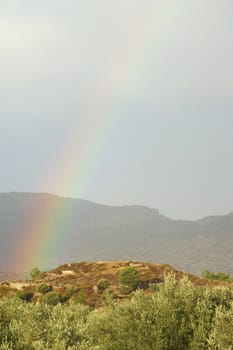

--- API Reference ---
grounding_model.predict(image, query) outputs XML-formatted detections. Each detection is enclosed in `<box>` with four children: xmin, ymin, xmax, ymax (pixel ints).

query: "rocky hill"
<box><xmin>1</xmin><ymin>261</ymin><xmax>230</xmax><ymax>308</ymax></box>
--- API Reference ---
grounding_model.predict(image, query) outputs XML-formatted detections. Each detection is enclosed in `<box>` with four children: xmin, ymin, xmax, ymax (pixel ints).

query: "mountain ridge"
<box><xmin>0</xmin><ymin>192</ymin><xmax>233</xmax><ymax>280</ymax></box>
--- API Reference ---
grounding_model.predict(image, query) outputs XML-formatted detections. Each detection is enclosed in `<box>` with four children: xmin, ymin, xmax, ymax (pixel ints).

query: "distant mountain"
<box><xmin>0</xmin><ymin>192</ymin><xmax>233</xmax><ymax>280</ymax></box>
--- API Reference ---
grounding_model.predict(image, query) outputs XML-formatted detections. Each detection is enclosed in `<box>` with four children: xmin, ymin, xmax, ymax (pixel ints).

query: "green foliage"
<box><xmin>0</xmin><ymin>296</ymin><xmax>90</xmax><ymax>349</ymax></box>
<box><xmin>30</xmin><ymin>267</ymin><xmax>41</xmax><ymax>280</ymax></box>
<box><xmin>119</xmin><ymin>267</ymin><xmax>139</xmax><ymax>292</ymax></box>
<box><xmin>37</xmin><ymin>284</ymin><xmax>53</xmax><ymax>294</ymax></box>
<box><xmin>202</xmin><ymin>269</ymin><xmax>233</xmax><ymax>282</ymax></box>
<box><xmin>97</xmin><ymin>278</ymin><xmax>110</xmax><ymax>291</ymax></box>
<box><xmin>73</xmin><ymin>291</ymin><xmax>85</xmax><ymax>304</ymax></box>
<box><xmin>208</xmin><ymin>305</ymin><xmax>233</xmax><ymax>349</ymax></box>
<box><xmin>102</xmin><ymin>287</ymin><xmax>114</xmax><ymax>306</ymax></box>
<box><xmin>148</xmin><ymin>282</ymin><xmax>159</xmax><ymax>292</ymax></box>
<box><xmin>60</xmin><ymin>286</ymin><xmax>77</xmax><ymax>302</ymax></box>
<box><xmin>1</xmin><ymin>274</ymin><xmax>233</xmax><ymax>349</ymax></box>
<box><xmin>15</xmin><ymin>290</ymin><xmax>33</xmax><ymax>302</ymax></box>
<box><xmin>43</xmin><ymin>292</ymin><xmax>61</xmax><ymax>306</ymax></box>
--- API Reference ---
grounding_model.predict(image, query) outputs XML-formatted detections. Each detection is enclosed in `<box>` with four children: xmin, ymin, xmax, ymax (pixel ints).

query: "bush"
<box><xmin>119</xmin><ymin>267</ymin><xmax>139</xmax><ymax>293</ymax></box>
<box><xmin>202</xmin><ymin>269</ymin><xmax>233</xmax><ymax>282</ymax></box>
<box><xmin>37</xmin><ymin>284</ymin><xmax>53</xmax><ymax>294</ymax></box>
<box><xmin>43</xmin><ymin>292</ymin><xmax>61</xmax><ymax>306</ymax></box>
<box><xmin>30</xmin><ymin>267</ymin><xmax>41</xmax><ymax>280</ymax></box>
<box><xmin>73</xmin><ymin>291</ymin><xmax>85</xmax><ymax>304</ymax></box>
<box><xmin>148</xmin><ymin>282</ymin><xmax>159</xmax><ymax>292</ymax></box>
<box><xmin>60</xmin><ymin>286</ymin><xmax>77</xmax><ymax>302</ymax></box>
<box><xmin>15</xmin><ymin>290</ymin><xmax>33</xmax><ymax>302</ymax></box>
<box><xmin>97</xmin><ymin>278</ymin><xmax>110</xmax><ymax>291</ymax></box>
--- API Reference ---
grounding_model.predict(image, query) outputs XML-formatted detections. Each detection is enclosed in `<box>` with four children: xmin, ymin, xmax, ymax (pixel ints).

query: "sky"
<box><xmin>0</xmin><ymin>0</ymin><xmax>232</xmax><ymax>220</ymax></box>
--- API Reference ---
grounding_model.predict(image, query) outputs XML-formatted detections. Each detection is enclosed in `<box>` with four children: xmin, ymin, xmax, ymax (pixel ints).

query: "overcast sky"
<box><xmin>0</xmin><ymin>0</ymin><xmax>233</xmax><ymax>220</ymax></box>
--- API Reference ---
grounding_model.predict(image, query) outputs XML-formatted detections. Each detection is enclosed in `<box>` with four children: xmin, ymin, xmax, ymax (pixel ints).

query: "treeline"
<box><xmin>1</xmin><ymin>274</ymin><xmax>233</xmax><ymax>349</ymax></box>
<box><xmin>202</xmin><ymin>269</ymin><xmax>233</xmax><ymax>282</ymax></box>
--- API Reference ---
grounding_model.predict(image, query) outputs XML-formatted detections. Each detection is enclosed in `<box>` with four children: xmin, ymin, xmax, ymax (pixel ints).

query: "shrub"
<box><xmin>30</xmin><ymin>267</ymin><xmax>41</xmax><ymax>280</ymax></box>
<box><xmin>37</xmin><ymin>284</ymin><xmax>53</xmax><ymax>294</ymax></box>
<box><xmin>60</xmin><ymin>286</ymin><xmax>77</xmax><ymax>302</ymax></box>
<box><xmin>102</xmin><ymin>288</ymin><xmax>114</xmax><ymax>306</ymax></box>
<box><xmin>43</xmin><ymin>292</ymin><xmax>61</xmax><ymax>306</ymax></box>
<box><xmin>202</xmin><ymin>269</ymin><xmax>233</xmax><ymax>282</ymax></box>
<box><xmin>148</xmin><ymin>282</ymin><xmax>159</xmax><ymax>292</ymax></box>
<box><xmin>119</xmin><ymin>267</ymin><xmax>139</xmax><ymax>293</ymax></box>
<box><xmin>73</xmin><ymin>291</ymin><xmax>85</xmax><ymax>304</ymax></box>
<box><xmin>97</xmin><ymin>278</ymin><xmax>110</xmax><ymax>291</ymax></box>
<box><xmin>15</xmin><ymin>290</ymin><xmax>33</xmax><ymax>302</ymax></box>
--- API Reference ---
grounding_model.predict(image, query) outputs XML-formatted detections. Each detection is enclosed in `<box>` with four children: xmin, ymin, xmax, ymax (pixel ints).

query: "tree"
<box><xmin>30</xmin><ymin>267</ymin><xmax>41</xmax><ymax>280</ymax></box>
<box><xmin>119</xmin><ymin>267</ymin><xmax>139</xmax><ymax>293</ymax></box>
<box><xmin>202</xmin><ymin>269</ymin><xmax>233</xmax><ymax>282</ymax></box>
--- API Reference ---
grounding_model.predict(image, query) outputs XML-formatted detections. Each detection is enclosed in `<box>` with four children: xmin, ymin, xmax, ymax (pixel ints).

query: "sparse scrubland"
<box><xmin>1</xmin><ymin>262</ymin><xmax>233</xmax><ymax>349</ymax></box>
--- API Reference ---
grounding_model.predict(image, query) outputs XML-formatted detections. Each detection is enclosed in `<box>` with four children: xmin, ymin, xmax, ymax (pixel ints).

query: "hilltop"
<box><xmin>1</xmin><ymin>261</ymin><xmax>233</xmax><ymax>349</ymax></box>
<box><xmin>1</xmin><ymin>261</ymin><xmax>232</xmax><ymax>308</ymax></box>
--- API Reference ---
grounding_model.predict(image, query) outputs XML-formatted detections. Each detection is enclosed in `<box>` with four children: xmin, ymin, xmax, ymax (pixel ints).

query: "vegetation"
<box><xmin>202</xmin><ymin>269</ymin><xmax>233</xmax><ymax>282</ymax></box>
<box><xmin>97</xmin><ymin>278</ymin><xmax>110</xmax><ymax>290</ymax></box>
<box><xmin>1</xmin><ymin>261</ymin><xmax>230</xmax><ymax>309</ymax></box>
<box><xmin>30</xmin><ymin>267</ymin><xmax>41</xmax><ymax>280</ymax></box>
<box><xmin>73</xmin><ymin>291</ymin><xmax>85</xmax><ymax>305</ymax></box>
<box><xmin>37</xmin><ymin>284</ymin><xmax>53</xmax><ymax>294</ymax></box>
<box><xmin>1</xmin><ymin>274</ymin><xmax>233</xmax><ymax>349</ymax></box>
<box><xmin>61</xmin><ymin>286</ymin><xmax>77</xmax><ymax>302</ymax></box>
<box><xmin>15</xmin><ymin>290</ymin><xmax>33</xmax><ymax>302</ymax></box>
<box><xmin>119</xmin><ymin>266</ymin><xmax>139</xmax><ymax>293</ymax></box>
<box><xmin>43</xmin><ymin>292</ymin><xmax>61</xmax><ymax>306</ymax></box>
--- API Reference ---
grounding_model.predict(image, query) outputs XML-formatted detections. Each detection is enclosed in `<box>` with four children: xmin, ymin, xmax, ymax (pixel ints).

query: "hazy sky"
<box><xmin>0</xmin><ymin>0</ymin><xmax>233</xmax><ymax>220</ymax></box>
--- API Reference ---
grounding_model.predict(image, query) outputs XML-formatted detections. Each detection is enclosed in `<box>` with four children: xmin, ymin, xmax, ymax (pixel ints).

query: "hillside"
<box><xmin>1</xmin><ymin>261</ymin><xmax>233</xmax><ymax>349</ymax></box>
<box><xmin>0</xmin><ymin>261</ymin><xmax>230</xmax><ymax>308</ymax></box>
<box><xmin>0</xmin><ymin>192</ymin><xmax>233</xmax><ymax>279</ymax></box>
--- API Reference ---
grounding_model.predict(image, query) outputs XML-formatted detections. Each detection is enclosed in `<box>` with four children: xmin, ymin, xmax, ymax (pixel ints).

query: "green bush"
<box><xmin>60</xmin><ymin>286</ymin><xmax>77</xmax><ymax>302</ymax></box>
<box><xmin>30</xmin><ymin>267</ymin><xmax>41</xmax><ymax>280</ymax></box>
<box><xmin>37</xmin><ymin>284</ymin><xmax>53</xmax><ymax>294</ymax></box>
<box><xmin>15</xmin><ymin>290</ymin><xmax>33</xmax><ymax>302</ymax></box>
<box><xmin>43</xmin><ymin>292</ymin><xmax>61</xmax><ymax>306</ymax></box>
<box><xmin>119</xmin><ymin>267</ymin><xmax>139</xmax><ymax>292</ymax></box>
<box><xmin>97</xmin><ymin>278</ymin><xmax>110</xmax><ymax>291</ymax></box>
<box><xmin>202</xmin><ymin>269</ymin><xmax>233</xmax><ymax>282</ymax></box>
<box><xmin>73</xmin><ymin>291</ymin><xmax>85</xmax><ymax>304</ymax></box>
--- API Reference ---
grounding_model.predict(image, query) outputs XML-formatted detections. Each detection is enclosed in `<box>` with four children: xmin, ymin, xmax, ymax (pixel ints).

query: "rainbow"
<box><xmin>11</xmin><ymin>2</ymin><xmax>183</xmax><ymax>275</ymax></box>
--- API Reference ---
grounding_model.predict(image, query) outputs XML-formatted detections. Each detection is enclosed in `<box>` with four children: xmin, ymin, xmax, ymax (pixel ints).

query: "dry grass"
<box><xmin>1</xmin><ymin>261</ymin><xmax>232</xmax><ymax>307</ymax></box>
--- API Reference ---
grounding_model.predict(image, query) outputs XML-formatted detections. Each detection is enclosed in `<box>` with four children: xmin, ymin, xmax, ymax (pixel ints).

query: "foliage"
<box><xmin>202</xmin><ymin>269</ymin><xmax>233</xmax><ymax>282</ymax></box>
<box><xmin>148</xmin><ymin>282</ymin><xmax>159</xmax><ymax>292</ymax></box>
<box><xmin>73</xmin><ymin>291</ymin><xmax>85</xmax><ymax>305</ymax></box>
<box><xmin>1</xmin><ymin>274</ymin><xmax>233</xmax><ymax>349</ymax></box>
<box><xmin>61</xmin><ymin>286</ymin><xmax>77</xmax><ymax>302</ymax></box>
<box><xmin>37</xmin><ymin>284</ymin><xmax>53</xmax><ymax>294</ymax></box>
<box><xmin>15</xmin><ymin>290</ymin><xmax>33</xmax><ymax>302</ymax></box>
<box><xmin>97</xmin><ymin>278</ymin><xmax>110</xmax><ymax>291</ymax></box>
<box><xmin>0</xmin><ymin>296</ymin><xmax>90</xmax><ymax>349</ymax></box>
<box><xmin>119</xmin><ymin>267</ymin><xmax>139</xmax><ymax>293</ymax></box>
<box><xmin>43</xmin><ymin>292</ymin><xmax>61</xmax><ymax>306</ymax></box>
<box><xmin>30</xmin><ymin>267</ymin><xmax>41</xmax><ymax>280</ymax></box>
